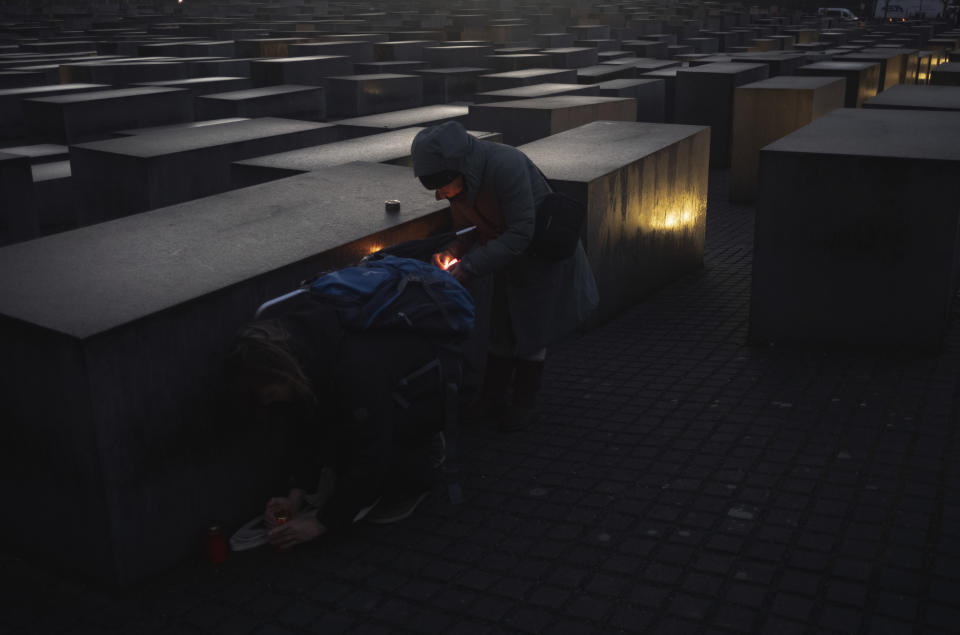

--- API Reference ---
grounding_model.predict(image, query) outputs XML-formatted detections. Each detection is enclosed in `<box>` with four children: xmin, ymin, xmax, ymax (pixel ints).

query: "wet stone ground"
<box><xmin>2</xmin><ymin>170</ymin><xmax>958</xmax><ymax>635</ymax></box>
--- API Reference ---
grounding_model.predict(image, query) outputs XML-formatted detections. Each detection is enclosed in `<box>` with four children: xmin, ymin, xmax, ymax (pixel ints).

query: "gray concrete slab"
<box><xmin>798</xmin><ymin>61</ymin><xmax>882</xmax><ymax>107</ymax></box>
<box><xmin>330</xmin><ymin>104</ymin><xmax>469</xmax><ymax>139</ymax></box>
<box><xmin>415</xmin><ymin>67</ymin><xmax>491</xmax><ymax>104</ymax></box>
<box><xmin>194</xmin><ymin>84</ymin><xmax>326</xmax><ymax>121</ymax></box>
<box><xmin>249</xmin><ymin>55</ymin><xmax>353</xmax><ymax>87</ymax></box>
<box><xmin>597</xmin><ymin>78</ymin><xmax>666</xmax><ymax>122</ymax></box>
<box><xmin>287</xmin><ymin>40</ymin><xmax>374</xmax><ymax>63</ymax></box>
<box><xmin>728</xmin><ymin>53</ymin><xmax>807</xmax><ymax>76</ymax></box>
<box><xmin>486</xmin><ymin>53</ymin><xmax>552</xmax><ymax>72</ymax></box>
<box><xmin>0</xmin><ymin>161</ymin><xmax>452</xmax><ymax>585</ymax></box>
<box><xmin>23</xmin><ymin>87</ymin><xmax>194</xmax><ymax>144</ymax></box>
<box><xmin>112</xmin><ymin>118</ymin><xmax>250</xmax><ymax>137</ymax></box>
<box><xmin>0</xmin><ymin>151</ymin><xmax>37</xmax><ymax>244</ymax></box>
<box><xmin>0</xmin><ymin>143</ymin><xmax>68</xmax><ymax>164</ymax></box>
<box><xmin>422</xmin><ymin>44</ymin><xmax>495</xmax><ymax>67</ymax></box>
<box><xmin>675</xmin><ymin>62</ymin><xmax>770</xmax><ymax>167</ymax></box>
<box><xmin>71</xmin><ymin>117</ymin><xmax>339</xmax><ymax>223</ymax></box>
<box><xmin>474</xmin><ymin>82</ymin><xmax>599</xmax><ymax>103</ymax></box>
<box><xmin>0</xmin><ymin>83</ymin><xmax>107</xmax><ymax>140</ymax></box>
<box><xmin>931</xmin><ymin>62</ymin><xmax>960</xmax><ymax>86</ymax></box>
<box><xmin>476</xmin><ymin>68</ymin><xmax>578</xmax><ymax>92</ymax></box>
<box><xmin>31</xmin><ymin>158</ymin><xmax>75</xmax><ymax>235</ymax></box>
<box><xmin>231</xmin><ymin>127</ymin><xmax>502</xmax><ymax>187</ymax></box>
<box><xmin>324</xmin><ymin>73</ymin><xmax>423</xmax><ymax>117</ymax></box>
<box><xmin>576</xmin><ymin>64</ymin><xmax>634</xmax><ymax>84</ymax></box>
<box><xmin>520</xmin><ymin>120</ymin><xmax>709</xmax><ymax>321</ymax></box>
<box><xmin>863</xmin><ymin>83</ymin><xmax>960</xmax><ymax>111</ymax></box>
<box><xmin>540</xmin><ymin>47</ymin><xmax>599</xmax><ymax>69</ymax></box>
<box><xmin>752</xmin><ymin>108</ymin><xmax>960</xmax><ymax>348</ymax></box>
<box><xmin>468</xmin><ymin>94</ymin><xmax>637</xmax><ymax>145</ymax></box>
<box><xmin>731</xmin><ymin>76</ymin><xmax>846</xmax><ymax>203</ymax></box>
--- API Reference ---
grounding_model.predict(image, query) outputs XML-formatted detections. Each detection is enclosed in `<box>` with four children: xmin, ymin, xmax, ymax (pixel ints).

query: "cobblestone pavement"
<box><xmin>2</xmin><ymin>170</ymin><xmax>958</xmax><ymax>635</ymax></box>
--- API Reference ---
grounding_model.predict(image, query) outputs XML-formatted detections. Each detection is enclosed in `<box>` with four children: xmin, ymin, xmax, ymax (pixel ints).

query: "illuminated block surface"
<box><xmin>330</xmin><ymin>104</ymin><xmax>468</xmax><ymax>139</ymax></box>
<box><xmin>474</xmin><ymin>82</ymin><xmax>598</xmax><ymax>103</ymax></box>
<box><xmin>468</xmin><ymin>95</ymin><xmax>636</xmax><ymax>145</ymax></box>
<box><xmin>0</xmin><ymin>162</ymin><xmax>451</xmax><ymax>585</ymax></box>
<box><xmin>71</xmin><ymin>117</ymin><xmax>339</xmax><ymax>223</ymax></box>
<box><xmin>730</xmin><ymin>76</ymin><xmax>845</xmax><ymax>203</ymax></box>
<box><xmin>521</xmin><ymin>120</ymin><xmax>710</xmax><ymax>321</ymax></box>
<box><xmin>751</xmin><ymin>108</ymin><xmax>960</xmax><ymax>348</ymax></box>
<box><xmin>839</xmin><ymin>50</ymin><xmax>907</xmax><ymax>90</ymax></box>
<box><xmin>476</xmin><ymin>68</ymin><xmax>577</xmax><ymax>91</ymax></box>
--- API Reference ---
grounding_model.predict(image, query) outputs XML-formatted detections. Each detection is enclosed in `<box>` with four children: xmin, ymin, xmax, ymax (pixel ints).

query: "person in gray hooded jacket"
<box><xmin>411</xmin><ymin>121</ymin><xmax>599</xmax><ymax>431</ymax></box>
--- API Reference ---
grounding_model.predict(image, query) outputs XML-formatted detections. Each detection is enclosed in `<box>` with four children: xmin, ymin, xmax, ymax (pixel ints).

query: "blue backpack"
<box><xmin>305</xmin><ymin>255</ymin><xmax>474</xmax><ymax>338</ymax></box>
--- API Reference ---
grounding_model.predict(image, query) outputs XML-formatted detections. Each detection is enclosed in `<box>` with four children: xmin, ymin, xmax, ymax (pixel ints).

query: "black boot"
<box><xmin>501</xmin><ymin>359</ymin><xmax>543</xmax><ymax>432</ymax></box>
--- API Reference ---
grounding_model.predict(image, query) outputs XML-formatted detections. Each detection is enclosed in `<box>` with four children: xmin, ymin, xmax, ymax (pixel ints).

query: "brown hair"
<box><xmin>223</xmin><ymin>320</ymin><xmax>316</xmax><ymax>404</ymax></box>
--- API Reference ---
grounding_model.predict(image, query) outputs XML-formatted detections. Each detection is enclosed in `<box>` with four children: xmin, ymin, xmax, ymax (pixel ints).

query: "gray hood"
<box><xmin>411</xmin><ymin>121</ymin><xmax>486</xmax><ymax>205</ymax></box>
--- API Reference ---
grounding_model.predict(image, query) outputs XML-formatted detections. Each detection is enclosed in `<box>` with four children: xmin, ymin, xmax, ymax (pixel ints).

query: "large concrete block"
<box><xmin>597</xmin><ymin>78</ymin><xmax>666</xmax><ymax>122</ymax></box>
<box><xmin>730</xmin><ymin>76</ymin><xmax>846</xmax><ymax>203</ymax></box>
<box><xmin>195</xmin><ymin>85</ymin><xmax>326</xmax><ymax>121</ymax></box>
<box><xmin>236</xmin><ymin>37</ymin><xmax>306</xmax><ymax>58</ymax></box>
<box><xmin>541</xmin><ymin>47</ymin><xmax>599</xmax><ymax>68</ymax></box>
<box><xmin>467</xmin><ymin>95</ymin><xmax>637</xmax><ymax>145</ymax></box>
<box><xmin>641</xmin><ymin>68</ymin><xmax>679</xmax><ymax>123</ymax></box>
<box><xmin>474</xmin><ymin>82</ymin><xmax>599</xmax><ymax>103</ymax></box>
<box><xmin>324</xmin><ymin>73</ymin><xmax>423</xmax><ymax>117</ymax></box>
<box><xmin>31</xmin><ymin>159</ymin><xmax>76</xmax><ymax>235</ymax></box>
<box><xmin>751</xmin><ymin>109</ymin><xmax>960</xmax><ymax>349</ymax></box>
<box><xmin>675</xmin><ymin>62</ymin><xmax>769</xmax><ymax>167</ymax></box>
<box><xmin>0</xmin><ymin>161</ymin><xmax>452</xmax><ymax>585</ymax></box>
<box><xmin>134</xmin><ymin>77</ymin><xmax>252</xmax><ymax>99</ymax></box>
<box><xmin>520</xmin><ymin>120</ymin><xmax>710</xmax><ymax>321</ymax></box>
<box><xmin>728</xmin><ymin>53</ymin><xmax>807</xmax><ymax>76</ymax></box>
<box><xmin>249</xmin><ymin>55</ymin><xmax>353</xmax><ymax>86</ymax></box>
<box><xmin>476</xmin><ymin>68</ymin><xmax>578</xmax><ymax>92</ymax></box>
<box><xmin>231</xmin><ymin>127</ymin><xmax>502</xmax><ymax>187</ymax></box>
<box><xmin>23</xmin><ymin>87</ymin><xmax>194</xmax><ymax>144</ymax></box>
<box><xmin>422</xmin><ymin>45</ymin><xmax>495</xmax><ymax>67</ymax></box>
<box><xmin>416</xmin><ymin>67</ymin><xmax>491</xmax><ymax>104</ymax></box>
<box><xmin>330</xmin><ymin>104</ymin><xmax>469</xmax><ymax>139</ymax></box>
<box><xmin>863</xmin><ymin>84</ymin><xmax>960</xmax><ymax>111</ymax></box>
<box><xmin>59</xmin><ymin>60</ymin><xmax>186</xmax><ymax>86</ymax></box>
<box><xmin>0</xmin><ymin>151</ymin><xmax>38</xmax><ymax>245</ymax></box>
<box><xmin>576</xmin><ymin>64</ymin><xmax>634</xmax><ymax>84</ymax></box>
<box><xmin>0</xmin><ymin>83</ymin><xmax>107</xmax><ymax>140</ymax></box>
<box><xmin>71</xmin><ymin>118</ymin><xmax>339</xmax><ymax>223</ymax></box>
<box><xmin>797</xmin><ymin>61</ymin><xmax>881</xmax><ymax>107</ymax></box>
<box><xmin>373</xmin><ymin>40</ymin><xmax>432</xmax><ymax>61</ymax></box>
<box><xmin>930</xmin><ymin>62</ymin><xmax>960</xmax><ymax>86</ymax></box>
<box><xmin>840</xmin><ymin>50</ymin><xmax>907</xmax><ymax>90</ymax></box>
<box><xmin>287</xmin><ymin>40</ymin><xmax>374</xmax><ymax>63</ymax></box>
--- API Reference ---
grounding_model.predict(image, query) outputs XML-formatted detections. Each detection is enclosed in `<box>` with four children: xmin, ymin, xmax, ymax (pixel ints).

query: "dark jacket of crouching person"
<box><xmin>224</xmin><ymin>300</ymin><xmax>441</xmax><ymax>549</ymax></box>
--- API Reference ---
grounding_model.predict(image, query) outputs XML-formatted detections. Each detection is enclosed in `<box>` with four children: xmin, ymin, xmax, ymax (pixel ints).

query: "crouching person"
<box><xmin>223</xmin><ymin>300</ymin><xmax>445</xmax><ymax>549</ymax></box>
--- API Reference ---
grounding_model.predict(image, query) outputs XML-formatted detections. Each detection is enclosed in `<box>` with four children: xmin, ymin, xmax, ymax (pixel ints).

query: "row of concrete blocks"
<box><xmin>0</xmin><ymin>119</ymin><xmax>711</xmax><ymax>585</ymax></box>
<box><xmin>4</xmin><ymin>102</ymin><xmax>959</xmax><ymax>586</ymax></box>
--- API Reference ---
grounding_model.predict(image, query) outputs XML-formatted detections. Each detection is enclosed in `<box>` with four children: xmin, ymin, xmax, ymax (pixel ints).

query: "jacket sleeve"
<box><xmin>461</xmin><ymin>156</ymin><xmax>537</xmax><ymax>277</ymax></box>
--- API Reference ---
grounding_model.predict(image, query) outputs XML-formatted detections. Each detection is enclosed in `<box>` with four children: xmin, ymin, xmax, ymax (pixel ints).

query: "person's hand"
<box><xmin>268</xmin><ymin>515</ymin><xmax>325</xmax><ymax>549</ymax></box>
<box><xmin>265</xmin><ymin>496</ymin><xmax>300</xmax><ymax>529</ymax></box>
<box><xmin>447</xmin><ymin>262</ymin><xmax>471</xmax><ymax>284</ymax></box>
<box><xmin>431</xmin><ymin>251</ymin><xmax>446</xmax><ymax>269</ymax></box>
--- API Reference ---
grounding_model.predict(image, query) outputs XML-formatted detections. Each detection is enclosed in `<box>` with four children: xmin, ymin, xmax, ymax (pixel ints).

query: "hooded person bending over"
<box><xmin>411</xmin><ymin>121</ymin><xmax>598</xmax><ymax>431</ymax></box>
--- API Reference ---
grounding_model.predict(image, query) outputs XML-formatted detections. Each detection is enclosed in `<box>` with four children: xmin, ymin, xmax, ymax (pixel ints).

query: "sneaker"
<box><xmin>365</xmin><ymin>490</ymin><xmax>431</xmax><ymax>524</ymax></box>
<box><xmin>431</xmin><ymin>431</ymin><xmax>446</xmax><ymax>469</ymax></box>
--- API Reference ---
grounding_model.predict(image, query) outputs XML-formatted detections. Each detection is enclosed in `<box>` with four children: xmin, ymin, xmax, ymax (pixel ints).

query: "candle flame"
<box><xmin>441</xmin><ymin>256</ymin><xmax>460</xmax><ymax>271</ymax></box>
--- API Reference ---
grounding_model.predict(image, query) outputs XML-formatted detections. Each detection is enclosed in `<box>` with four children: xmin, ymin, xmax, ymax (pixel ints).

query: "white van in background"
<box><xmin>817</xmin><ymin>7</ymin><xmax>861</xmax><ymax>21</ymax></box>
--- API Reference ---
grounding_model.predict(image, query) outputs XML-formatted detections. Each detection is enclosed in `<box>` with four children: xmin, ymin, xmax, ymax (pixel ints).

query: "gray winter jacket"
<box><xmin>411</xmin><ymin>122</ymin><xmax>598</xmax><ymax>355</ymax></box>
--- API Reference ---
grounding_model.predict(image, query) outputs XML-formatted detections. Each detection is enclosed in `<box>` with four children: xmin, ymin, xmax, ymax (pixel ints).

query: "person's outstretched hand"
<box><xmin>265</xmin><ymin>494</ymin><xmax>301</xmax><ymax>529</ymax></box>
<box><xmin>447</xmin><ymin>262</ymin><xmax>471</xmax><ymax>285</ymax></box>
<box><xmin>268</xmin><ymin>515</ymin><xmax>326</xmax><ymax>549</ymax></box>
